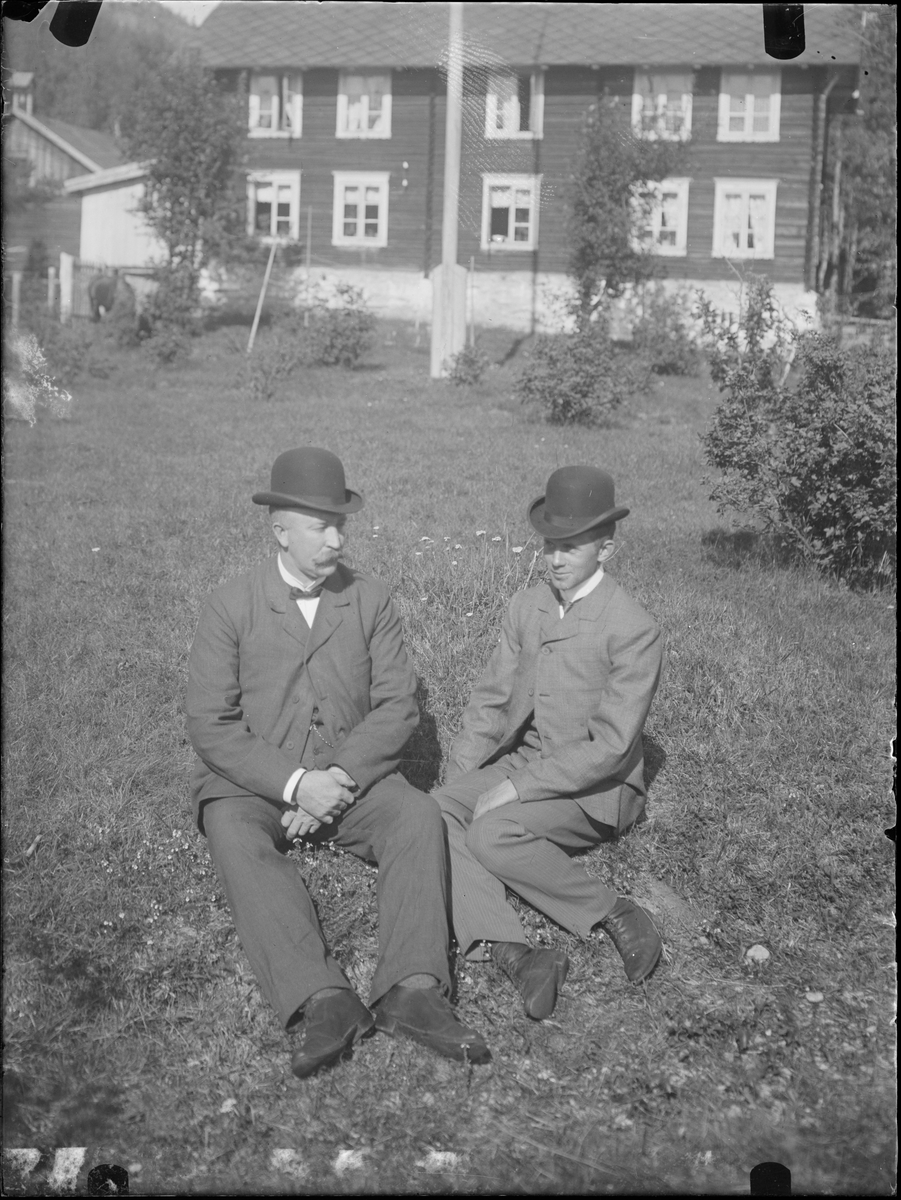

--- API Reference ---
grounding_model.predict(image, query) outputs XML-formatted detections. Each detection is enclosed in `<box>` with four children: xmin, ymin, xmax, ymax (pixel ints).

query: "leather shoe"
<box><xmin>374</xmin><ymin>985</ymin><xmax>491</xmax><ymax>1064</ymax></box>
<box><xmin>290</xmin><ymin>990</ymin><xmax>375</xmax><ymax>1079</ymax></box>
<box><xmin>491</xmin><ymin>941</ymin><xmax>570</xmax><ymax>1020</ymax></box>
<box><xmin>597</xmin><ymin>897</ymin><xmax>662</xmax><ymax>983</ymax></box>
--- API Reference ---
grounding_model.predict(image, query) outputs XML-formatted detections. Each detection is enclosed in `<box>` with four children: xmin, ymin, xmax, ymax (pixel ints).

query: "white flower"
<box><xmin>454</xmin><ymin>544</ymin><xmax>462</xmax><ymax>550</ymax></box>
<box><xmin>476</xmin><ymin>530</ymin><xmax>486</xmax><ymax>536</ymax></box>
<box><xmin>491</xmin><ymin>536</ymin><xmax>502</xmax><ymax>542</ymax></box>
<box><xmin>512</xmin><ymin>546</ymin><xmax>523</xmax><ymax>554</ymax></box>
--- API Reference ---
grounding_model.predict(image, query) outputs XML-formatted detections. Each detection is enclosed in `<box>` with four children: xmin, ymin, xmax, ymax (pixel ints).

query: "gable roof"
<box><xmin>200</xmin><ymin>2</ymin><xmax>863</xmax><ymax>69</ymax></box>
<box><xmin>7</xmin><ymin>108</ymin><xmax>123</xmax><ymax>173</ymax></box>
<box><xmin>38</xmin><ymin>116</ymin><xmax>124</xmax><ymax>171</ymax></box>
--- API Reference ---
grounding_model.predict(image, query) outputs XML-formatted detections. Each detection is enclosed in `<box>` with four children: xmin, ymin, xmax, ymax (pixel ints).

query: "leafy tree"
<box><xmin>567</xmin><ymin>96</ymin><xmax>689</xmax><ymax>317</ymax></box>
<box><xmin>820</xmin><ymin>5</ymin><xmax>897</xmax><ymax>317</ymax></box>
<box><xmin>118</xmin><ymin>51</ymin><xmax>248</xmax><ymax>338</ymax></box>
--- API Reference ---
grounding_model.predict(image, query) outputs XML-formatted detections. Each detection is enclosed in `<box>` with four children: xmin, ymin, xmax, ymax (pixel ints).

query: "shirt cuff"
<box><xmin>283</xmin><ymin>767</ymin><xmax>307</xmax><ymax>805</ymax></box>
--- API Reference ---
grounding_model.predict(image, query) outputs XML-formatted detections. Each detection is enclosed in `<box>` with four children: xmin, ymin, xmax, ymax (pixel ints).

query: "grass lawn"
<box><xmin>2</xmin><ymin>318</ymin><xmax>895</xmax><ymax>1195</ymax></box>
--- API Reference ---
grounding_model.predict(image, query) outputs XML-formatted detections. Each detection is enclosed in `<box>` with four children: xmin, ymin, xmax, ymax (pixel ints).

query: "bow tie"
<box><xmin>288</xmin><ymin>584</ymin><xmax>323</xmax><ymax>601</ymax></box>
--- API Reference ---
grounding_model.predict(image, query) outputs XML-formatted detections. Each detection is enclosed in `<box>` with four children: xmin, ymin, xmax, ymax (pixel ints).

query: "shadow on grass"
<box><xmin>400</xmin><ymin>681</ymin><xmax>442</xmax><ymax>793</ymax></box>
<box><xmin>643</xmin><ymin>729</ymin><xmax>667</xmax><ymax>790</ymax></box>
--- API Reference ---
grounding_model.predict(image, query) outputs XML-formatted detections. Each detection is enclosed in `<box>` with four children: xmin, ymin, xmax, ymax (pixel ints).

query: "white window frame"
<box><xmin>332</xmin><ymin>171</ymin><xmax>390</xmax><ymax>248</ymax></box>
<box><xmin>484</xmin><ymin>68</ymin><xmax>545</xmax><ymax>139</ymax></box>
<box><xmin>336</xmin><ymin>72</ymin><xmax>392</xmax><ymax>139</ymax></box>
<box><xmin>246</xmin><ymin>171</ymin><xmax>301</xmax><ymax>241</ymax></box>
<box><xmin>248</xmin><ymin>72</ymin><xmax>303</xmax><ymax>138</ymax></box>
<box><xmin>631</xmin><ymin>70</ymin><xmax>693</xmax><ymax>141</ymax></box>
<box><xmin>717</xmin><ymin>70</ymin><xmax>781</xmax><ymax>142</ymax></box>
<box><xmin>481</xmin><ymin>174</ymin><xmax>541</xmax><ymax>252</ymax></box>
<box><xmin>712</xmin><ymin>178</ymin><xmax>778</xmax><ymax>260</ymax></box>
<box><xmin>635</xmin><ymin>178</ymin><xmax>691</xmax><ymax>257</ymax></box>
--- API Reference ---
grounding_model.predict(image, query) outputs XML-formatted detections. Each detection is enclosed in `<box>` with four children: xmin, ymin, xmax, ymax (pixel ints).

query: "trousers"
<box><xmin>434</xmin><ymin>762</ymin><xmax>621</xmax><ymax>960</ymax></box>
<box><xmin>202</xmin><ymin>775</ymin><xmax>451</xmax><ymax>1028</ymax></box>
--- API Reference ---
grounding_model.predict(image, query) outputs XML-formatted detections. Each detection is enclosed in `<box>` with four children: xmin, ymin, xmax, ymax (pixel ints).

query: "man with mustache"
<box><xmin>187</xmin><ymin>447</ymin><xmax>489</xmax><ymax>1078</ymax></box>
<box><xmin>434</xmin><ymin>466</ymin><xmax>664</xmax><ymax>1022</ymax></box>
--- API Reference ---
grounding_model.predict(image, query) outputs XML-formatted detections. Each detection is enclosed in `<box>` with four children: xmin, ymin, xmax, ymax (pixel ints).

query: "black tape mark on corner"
<box><xmin>87</xmin><ymin>1163</ymin><xmax>129</xmax><ymax>1196</ymax></box>
<box><xmin>49</xmin><ymin>0</ymin><xmax>104</xmax><ymax>47</ymax></box>
<box><xmin>763</xmin><ymin>5</ymin><xmax>806</xmax><ymax>61</ymax></box>
<box><xmin>751</xmin><ymin>1160</ymin><xmax>792</xmax><ymax>1196</ymax></box>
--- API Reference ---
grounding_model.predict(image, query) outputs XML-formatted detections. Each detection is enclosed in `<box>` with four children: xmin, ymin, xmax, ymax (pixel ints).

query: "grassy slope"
<box><xmin>2</xmin><ymin>322</ymin><xmax>895</xmax><ymax>1195</ymax></box>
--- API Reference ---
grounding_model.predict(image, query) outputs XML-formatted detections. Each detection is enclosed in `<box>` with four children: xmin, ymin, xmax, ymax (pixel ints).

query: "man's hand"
<box><xmin>473</xmin><ymin>777</ymin><xmax>519</xmax><ymax>821</ymax></box>
<box><xmin>280</xmin><ymin>769</ymin><xmax>354</xmax><ymax>839</ymax></box>
<box><xmin>327</xmin><ymin>765</ymin><xmax>359</xmax><ymax>792</ymax></box>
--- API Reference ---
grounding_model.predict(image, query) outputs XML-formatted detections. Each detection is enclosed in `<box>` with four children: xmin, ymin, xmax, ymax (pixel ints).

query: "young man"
<box><xmin>187</xmin><ymin>447</ymin><xmax>490</xmax><ymax>1078</ymax></box>
<box><xmin>434</xmin><ymin>465</ymin><xmax>664</xmax><ymax>1020</ymax></box>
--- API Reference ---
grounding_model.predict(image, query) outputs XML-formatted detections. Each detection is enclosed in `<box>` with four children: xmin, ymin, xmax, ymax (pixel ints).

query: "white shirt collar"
<box><xmin>277</xmin><ymin>553</ymin><xmax>322</xmax><ymax>592</ymax></box>
<box><xmin>559</xmin><ymin>566</ymin><xmax>604</xmax><ymax>611</ymax></box>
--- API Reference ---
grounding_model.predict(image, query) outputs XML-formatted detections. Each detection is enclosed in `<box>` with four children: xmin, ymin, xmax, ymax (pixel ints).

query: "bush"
<box><xmin>700</xmin><ymin>278</ymin><xmax>896</xmax><ymax>587</ymax></box>
<box><xmin>631</xmin><ymin>284</ymin><xmax>702</xmax><ymax>376</ymax></box>
<box><xmin>445</xmin><ymin>343</ymin><xmax>491</xmax><ymax>386</ymax></box>
<box><xmin>297</xmin><ymin>282</ymin><xmax>376</xmax><ymax>368</ymax></box>
<box><xmin>243</xmin><ymin>328</ymin><xmax>304</xmax><ymax>401</ymax></box>
<box><xmin>515</xmin><ymin>306</ymin><xmax>643</xmax><ymax>425</ymax></box>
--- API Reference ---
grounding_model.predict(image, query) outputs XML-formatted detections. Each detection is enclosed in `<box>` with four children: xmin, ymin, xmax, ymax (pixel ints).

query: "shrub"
<box><xmin>631</xmin><ymin>284</ymin><xmax>702</xmax><ymax>376</ymax></box>
<box><xmin>516</xmin><ymin>306</ymin><xmax>643</xmax><ymax>425</ymax></box>
<box><xmin>445</xmin><ymin>343</ymin><xmax>491</xmax><ymax>386</ymax></box>
<box><xmin>699</xmin><ymin>278</ymin><xmax>896</xmax><ymax>587</ymax></box>
<box><xmin>298</xmin><ymin>283</ymin><xmax>376</xmax><ymax>368</ymax></box>
<box><xmin>243</xmin><ymin>328</ymin><xmax>303</xmax><ymax>401</ymax></box>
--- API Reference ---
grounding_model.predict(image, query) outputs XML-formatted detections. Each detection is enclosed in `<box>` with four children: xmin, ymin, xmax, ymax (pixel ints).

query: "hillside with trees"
<box><xmin>2</xmin><ymin>0</ymin><xmax>191</xmax><ymax>135</ymax></box>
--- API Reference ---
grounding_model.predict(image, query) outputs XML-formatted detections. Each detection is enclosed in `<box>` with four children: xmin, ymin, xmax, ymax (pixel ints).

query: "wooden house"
<box><xmin>200</xmin><ymin>3</ymin><xmax>859</xmax><ymax>329</ymax></box>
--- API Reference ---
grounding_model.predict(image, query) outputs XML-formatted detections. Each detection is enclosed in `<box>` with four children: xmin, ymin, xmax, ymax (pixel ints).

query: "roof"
<box><xmin>200</xmin><ymin>2</ymin><xmax>863</xmax><ymax>69</ymax></box>
<box><xmin>39</xmin><ymin>116</ymin><xmax>124</xmax><ymax>170</ymax></box>
<box><xmin>64</xmin><ymin>162</ymin><xmax>150</xmax><ymax>194</ymax></box>
<box><xmin>7</xmin><ymin>108</ymin><xmax>124</xmax><ymax>173</ymax></box>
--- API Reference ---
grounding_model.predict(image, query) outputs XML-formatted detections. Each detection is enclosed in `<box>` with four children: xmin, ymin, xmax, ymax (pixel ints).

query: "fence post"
<box><xmin>11</xmin><ymin>271</ymin><xmax>23</xmax><ymax>330</ymax></box>
<box><xmin>47</xmin><ymin>265</ymin><xmax>57</xmax><ymax>312</ymax></box>
<box><xmin>59</xmin><ymin>253</ymin><xmax>74</xmax><ymax>323</ymax></box>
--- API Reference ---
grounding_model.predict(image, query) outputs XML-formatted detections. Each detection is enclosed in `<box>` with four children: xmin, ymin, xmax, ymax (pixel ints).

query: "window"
<box><xmin>635</xmin><ymin>178</ymin><xmax>690</xmax><ymax>256</ymax></box>
<box><xmin>481</xmin><ymin>175</ymin><xmax>541</xmax><ymax>251</ymax></box>
<box><xmin>712</xmin><ymin>179</ymin><xmax>778</xmax><ymax>259</ymax></box>
<box><xmin>332</xmin><ymin>172</ymin><xmax>389</xmax><ymax>247</ymax></box>
<box><xmin>718</xmin><ymin>71</ymin><xmax>781</xmax><ymax>141</ymax></box>
<box><xmin>336</xmin><ymin>73</ymin><xmax>392</xmax><ymax>138</ymax></box>
<box><xmin>632</xmin><ymin>71</ymin><xmax>693</xmax><ymax>141</ymax></box>
<box><xmin>248</xmin><ymin>72</ymin><xmax>302</xmax><ymax>137</ymax></box>
<box><xmin>485</xmin><ymin>69</ymin><xmax>544</xmax><ymax>139</ymax></box>
<box><xmin>247</xmin><ymin>172</ymin><xmax>301</xmax><ymax>240</ymax></box>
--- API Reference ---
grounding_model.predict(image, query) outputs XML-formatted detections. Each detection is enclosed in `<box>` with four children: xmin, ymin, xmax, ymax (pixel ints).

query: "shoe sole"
<box><xmin>523</xmin><ymin>954</ymin><xmax>570</xmax><ymax>1020</ymax></box>
<box><xmin>625</xmin><ymin>908</ymin><xmax>664</xmax><ymax>984</ymax></box>
<box><xmin>291</xmin><ymin>1013</ymin><xmax>376</xmax><ymax>1079</ymax></box>
<box><xmin>374</xmin><ymin>1013</ymin><xmax>492</xmax><ymax>1065</ymax></box>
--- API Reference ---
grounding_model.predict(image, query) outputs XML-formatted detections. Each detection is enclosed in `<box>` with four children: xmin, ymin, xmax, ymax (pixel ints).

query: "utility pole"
<box><xmin>430</xmin><ymin>0</ymin><xmax>467</xmax><ymax>378</ymax></box>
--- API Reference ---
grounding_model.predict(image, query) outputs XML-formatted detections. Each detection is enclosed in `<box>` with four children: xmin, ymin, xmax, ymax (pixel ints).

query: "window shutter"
<box><xmin>248</xmin><ymin>91</ymin><xmax>261</xmax><ymax>130</ymax></box>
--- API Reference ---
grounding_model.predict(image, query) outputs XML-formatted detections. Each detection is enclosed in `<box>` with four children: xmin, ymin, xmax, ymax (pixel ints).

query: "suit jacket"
<box><xmin>444</xmin><ymin>574</ymin><xmax>663</xmax><ymax>831</ymax></box>
<box><xmin>186</xmin><ymin>556</ymin><xmax>418</xmax><ymax>822</ymax></box>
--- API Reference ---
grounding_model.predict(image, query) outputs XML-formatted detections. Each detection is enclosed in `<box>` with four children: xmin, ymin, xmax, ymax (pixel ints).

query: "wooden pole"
<box><xmin>247</xmin><ymin>241</ymin><xmax>277</xmax><ymax>354</ymax></box>
<box><xmin>469</xmin><ymin>255</ymin><xmax>475</xmax><ymax>348</ymax></box>
<box><xmin>11</xmin><ymin>271</ymin><xmax>22</xmax><ymax>330</ymax></box>
<box><xmin>430</xmin><ymin>1</ymin><xmax>466</xmax><ymax>378</ymax></box>
<box><xmin>304</xmin><ymin>206</ymin><xmax>312</xmax><ymax>328</ymax></box>
<box><xmin>47</xmin><ymin>265</ymin><xmax>57</xmax><ymax>312</ymax></box>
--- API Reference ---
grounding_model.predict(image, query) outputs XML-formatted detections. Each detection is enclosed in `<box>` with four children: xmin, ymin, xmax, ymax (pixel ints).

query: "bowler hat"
<box><xmin>252</xmin><ymin>447</ymin><xmax>364</xmax><ymax>514</ymax></box>
<box><xmin>528</xmin><ymin>466</ymin><xmax>629</xmax><ymax>539</ymax></box>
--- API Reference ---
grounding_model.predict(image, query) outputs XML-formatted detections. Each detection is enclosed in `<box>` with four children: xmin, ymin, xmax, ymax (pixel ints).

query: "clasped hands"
<box><xmin>281</xmin><ymin>766</ymin><xmax>358</xmax><ymax>841</ymax></box>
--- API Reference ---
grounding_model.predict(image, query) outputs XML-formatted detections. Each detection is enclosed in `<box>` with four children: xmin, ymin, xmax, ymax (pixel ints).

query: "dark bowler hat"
<box><xmin>252</xmin><ymin>447</ymin><xmax>364</xmax><ymax>514</ymax></box>
<box><xmin>528</xmin><ymin>465</ymin><xmax>629</xmax><ymax>539</ymax></box>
